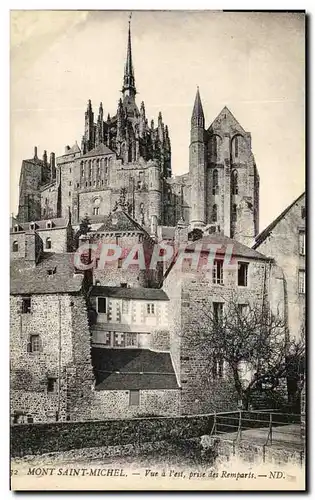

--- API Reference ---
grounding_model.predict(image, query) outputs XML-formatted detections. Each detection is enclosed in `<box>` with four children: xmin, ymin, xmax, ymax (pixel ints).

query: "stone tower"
<box><xmin>188</xmin><ymin>89</ymin><xmax>259</xmax><ymax>245</ymax></box>
<box><xmin>189</xmin><ymin>87</ymin><xmax>206</xmax><ymax>227</ymax></box>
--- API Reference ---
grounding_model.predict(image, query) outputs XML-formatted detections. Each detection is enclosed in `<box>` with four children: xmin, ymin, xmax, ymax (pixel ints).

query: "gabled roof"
<box><xmin>10</xmin><ymin>253</ymin><xmax>83</xmax><ymax>295</ymax></box>
<box><xmin>92</xmin><ymin>348</ymin><xmax>179</xmax><ymax>391</ymax></box>
<box><xmin>208</xmin><ymin>106</ymin><xmax>246</xmax><ymax>135</ymax></box>
<box><xmin>11</xmin><ymin>218</ymin><xmax>69</xmax><ymax>233</ymax></box>
<box><xmin>253</xmin><ymin>192</ymin><xmax>305</xmax><ymax>249</ymax></box>
<box><xmin>90</xmin><ymin>286</ymin><xmax>169</xmax><ymax>301</ymax></box>
<box><xmin>66</xmin><ymin>142</ymin><xmax>81</xmax><ymax>155</ymax></box>
<box><xmin>185</xmin><ymin>232</ymin><xmax>269</xmax><ymax>260</ymax></box>
<box><xmin>95</xmin><ymin>210</ymin><xmax>149</xmax><ymax>236</ymax></box>
<box><xmin>81</xmin><ymin>143</ymin><xmax>114</xmax><ymax>158</ymax></box>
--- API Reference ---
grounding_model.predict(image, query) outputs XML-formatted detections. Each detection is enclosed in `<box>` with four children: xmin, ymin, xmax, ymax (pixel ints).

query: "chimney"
<box><xmin>25</xmin><ymin>231</ymin><xmax>43</xmax><ymax>265</ymax></box>
<box><xmin>43</xmin><ymin>150</ymin><xmax>47</xmax><ymax>165</ymax></box>
<box><xmin>34</xmin><ymin>146</ymin><xmax>38</xmax><ymax>160</ymax></box>
<box><xmin>50</xmin><ymin>152</ymin><xmax>56</xmax><ymax>180</ymax></box>
<box><xmin>150</xmin><ymin>215</ymin><xmax>158</xmax><ymax>241</ymax></box>
<box><xmin>65</xmin><ymin>145</ymin><xmax>70</xmax><ymax>154</ymax></box>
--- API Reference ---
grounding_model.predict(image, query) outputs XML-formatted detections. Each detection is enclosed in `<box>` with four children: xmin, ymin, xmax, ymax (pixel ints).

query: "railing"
<box><xmin>210</xmin><ymin>410</ymin><xmax>302</xmax><ymax>449</ymax></box>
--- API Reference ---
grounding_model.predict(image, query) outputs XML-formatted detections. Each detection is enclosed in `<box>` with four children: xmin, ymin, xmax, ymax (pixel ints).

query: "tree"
<box><xmin>192</xmin><ymin>293</ymin><xmax>305</xmax><ymax>410</ymax></box>
<box><xmin>74</xmin><ymin>215</ymin><xmax>91</xmax><ymax>249</ymax></box>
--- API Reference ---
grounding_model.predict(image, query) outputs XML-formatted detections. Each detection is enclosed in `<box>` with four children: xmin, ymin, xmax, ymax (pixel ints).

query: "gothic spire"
<box><xmin>191</xmin><ymin>86</ymin><xmax>205</xmax><ymax>128</ymax></box>
<box><xmin>122</xmin><ymin>16</ymin><xmax>136</xmax><ymax>98</ymax></box>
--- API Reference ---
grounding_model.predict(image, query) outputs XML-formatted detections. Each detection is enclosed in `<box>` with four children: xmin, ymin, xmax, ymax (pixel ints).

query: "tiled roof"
<box><xmin>90</xmin><ymin>286</ymin><xmax>169</xmax><ymax>301</ymax></box>
<box><xmin>81</xmin><ymin>143</ymin><xmax>114</xmax><ymax>158</ymax></box>
<box><xmin>253</xmin><ymin>192</ymin><xmax>305</xmax><ymax>249</ymax></box>
<box><xmin>11</xmin><ymin>218</ymin><xmax>69</xmax><ymax>233</ymax></box>
<box><xmin>185</xmin><ymin>232</ymin><xmax>269</xmax><ymax>260</ymax></box>
<box><xmin>92</xmin><ymin>348</ymin><xmax>179</xmax><ymax>391</ymax></box>
<box><xmin>10</xmin><ymin>253</ymin><xmax>83</xmax><ymax>295</ymax></box>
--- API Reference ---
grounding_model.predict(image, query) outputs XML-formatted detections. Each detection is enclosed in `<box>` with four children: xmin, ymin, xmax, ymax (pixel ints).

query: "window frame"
<box><xmin>298</xmin><ymin>269</ymin><xmax>305</xmax><ymax>294</ymax></box>
<box><xmin>29</xmin><ymin>334</ymin><xmax>41</xmax><ymax>353</ymax></box>
<box><xmin>212</xmin><ymin>260</ymin><xmax>224</xmax><ymax>285</ymax></box>
<box><xmin>47</xmin><ymin>377</ymin><xmax>57</xmax><ymax>393</ymax></box>
<box><xmin>129</xmin><ymin>389</ymin><xmax>140</xmax><ymax>406</ymax></box>
<box><xmin>21</xmin><ymin>296</ymin><xmax>31</xmax><ymax>314</ymax></box>
<box><xmin>238</xmin><ymin>262</ymin><xmax>249</xmax><ymax>287</ymax></box>
<box><xmin>12</xmin><ymin>240</ymin><xmax>19</xmax><ymax>253</ymax></box>
<box><xmin>45</xmin><ymin>237</ymin><xmax>52</xmax><ymax>250</ymax></box>
<box><xmin>97</xmin><ymin>297</ymin><xmax>107</xmax><ymax>314</ymax></box>
<box><xmin>146</xmin><ymin>303</ymin><xmax>155</xmax><ymax>315</ymax></box>
<box><xmin>299</xmin><ymin>231</ymin><xmax>305</xmax><ymax>256</ymax></box>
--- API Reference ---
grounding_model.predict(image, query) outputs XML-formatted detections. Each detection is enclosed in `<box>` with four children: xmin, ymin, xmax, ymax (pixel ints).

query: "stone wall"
<box><xmin>11</xmin><ymin>413</ymin><xmax>215</xmax><ymax>457</ymax></box>
<box><xmin>89</xmin><ymin>389</ymin><xmax>180</xmax><ymax>420</ymax></box>
<box><xmin>10</xmin><ymin>293</ymin><xmax>94</xmax><ymax>423</ymax></box>
<box><xmin>254</xmin><ymin>194</ymin><xmax>305</xmax><ymax>342</ymax></box>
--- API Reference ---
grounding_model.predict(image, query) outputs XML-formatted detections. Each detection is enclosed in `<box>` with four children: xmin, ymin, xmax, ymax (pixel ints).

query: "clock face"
<box><xmin>94</xmin><ymin>197</ymin><xmax>101</xmax><ymax>207</ymax></box>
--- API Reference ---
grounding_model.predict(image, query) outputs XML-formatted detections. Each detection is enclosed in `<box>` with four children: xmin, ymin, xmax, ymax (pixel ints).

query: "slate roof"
<box><xmin>11</xmin><ymin>218</ymin><xmax>69</xmax><ymax>233</ymax></box>
<box><xmin>90</xmin><ymin>286</ymin><xmax>169</xmax><ymax>301</ymax></box>
<box><xmin>81</xmin><ymin>143</ymin><xmax>114</xmax><ymax>158</ymax></box>
<box><xmin>185</xmin><ymin>232</ymin><xmax>269</xmax><ymax>260</ymax></box>
<box><xmin>95</xmin><ymin>210</ymin><xmax>150</xmax><ymax>236</ymax></box>
<box><xmin>208</xmin><ymin>106</ymin><xmax>246</xmax><ymax>134</ymax></box>
<box><xmin>253</xmin><ymin>192</ymin><xmax>305</xmax><ymax>249</ymax></box>
<box><xmin>67</xmin><ymin>142</ymin><xmax>81</xmax><ymax>154</ymax></box>
<box><xmin>10</xmin><ymin>253</ymin><xmax>83</xmax><ymax>295</ymax></box>
<box><xmin>92</xmin><ymin>348</ymin><xmax>179</xmax><ymax>391</ymax></box>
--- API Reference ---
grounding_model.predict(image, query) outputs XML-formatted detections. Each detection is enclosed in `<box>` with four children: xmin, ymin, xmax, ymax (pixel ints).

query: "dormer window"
<box><xmin>47</xmin><ymin>267</ymin><xmax>56</xmax><ymax>276</ymax></box>
<box><xmin>46</xmin><ymin>221</ymin><xmax>52</xmax><ymax>229</ymax></box>
<box><xmin>46</xmin><ymin>237</ymin><xmax>52</xmax><ymax>250</ymax></box>
<box><xmin>29</xmin><ymin>222</ymin><xmax>36</xmax><ymax>230</ymax></box>
<box><xmin>13</xmin><ymin>225</ymin><xmax>19</xmax><ymax>233</ymax></box>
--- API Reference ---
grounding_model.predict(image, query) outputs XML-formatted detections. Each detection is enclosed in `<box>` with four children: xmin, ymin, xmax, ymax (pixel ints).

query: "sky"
<box><xmin>10</xmin><ymin>10</ymin><xmax>305</xmax><ymax>231</ymax></box>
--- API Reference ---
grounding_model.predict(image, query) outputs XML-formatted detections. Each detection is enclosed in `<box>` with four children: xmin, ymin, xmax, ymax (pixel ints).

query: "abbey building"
<box><xmin>16</xmin><ymin>22</ymin><xmax>259</xmax><ymax>247</ymax></box>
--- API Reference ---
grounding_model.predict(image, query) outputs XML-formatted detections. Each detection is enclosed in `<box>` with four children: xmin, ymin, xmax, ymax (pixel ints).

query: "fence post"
<box><xmin>237</xmin><ymin>410</ymin><xmax>242</xmax><ymax>441</ymax></box>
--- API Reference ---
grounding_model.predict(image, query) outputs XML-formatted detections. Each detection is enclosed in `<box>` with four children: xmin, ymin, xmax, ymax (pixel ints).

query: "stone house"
<box><xmin>10</xmin><ymin>217</ymin><xmax>73</xmax><ymax>257</ymax></box>
<box><xmin>163</xmin><ymin>230</ymin><xmax>279</xmax><ymax>415</ymax></box>
<box><xmin>10</xmin><ymin>236</ymin><xmax>94</xmax><ymax>423</ymax></box>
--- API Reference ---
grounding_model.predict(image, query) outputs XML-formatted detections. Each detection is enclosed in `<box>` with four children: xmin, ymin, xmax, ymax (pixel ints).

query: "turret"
<box><xmin>95</xmin><ymin>102</ymin><xmax>104</xmax><ymax>146</ymax></box>
<box><xmin>83</xmin><ymin>99</ymin><xmax>95</xmax><ymax>153</ymax></box>
<box><xmin>190</xmin><ymin>87</ymin><xmax>206</xmax><ymax>227</ymax></box>
<box><xmin>148</xmin><ymin>160</ymin><xmax>162</xmax><ymax>223</ymax></box>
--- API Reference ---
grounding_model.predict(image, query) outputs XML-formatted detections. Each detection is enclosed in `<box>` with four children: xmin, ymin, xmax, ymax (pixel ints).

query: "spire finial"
<box><xmin>122</xmin><ymin>13</ymin><xmax>136</xmax><ymax>97</ymax></box>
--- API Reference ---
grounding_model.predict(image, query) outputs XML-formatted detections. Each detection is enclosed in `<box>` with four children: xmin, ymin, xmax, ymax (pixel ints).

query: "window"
<box><xmin>46</xmin><ymin>237</ymin><xmax>52</xmax><ymax>250</ymax></box>
<box><xmin>93</xmin><ymin>207</ymin><xmax>99</xmax><ymax>216</ymax></box>
<box><xmin>29</xmin><ymin>335</ymin><xmax>40</xmax><ymax>353</ymax></box>
<box><xmin>234</xmin><ymin>136</ymin><xmax>239</xmax><ymax>158</ymax></box>
<box><xmin>97</xmin><ymin>297</ymin><xmax>107</xmax><ymax>313</ymax></box>
<box><xmin>21</xmin><ymin>297</ymin><xmax>31</xmax><ymax>314</ymax></box>
<box><xmin>238</xmin><ymin>303</ymin><xmax>249</xmax><ymax>317</ymax></box>
<box><xmin>212</xmin><ymin>356</ymin><xmax>224</xmax><ymax>379</ymax></box>
<box><xmin>47</xmin><ymin>267</ymin><xmax>56</xmax><ymax>276</ymax></box>
<box><xmin>104</xmin><ymin>332</ymin><xmax>111</xmax><ymax>346</ymax></box>
<box><xmin>212</xmin><ymin>204</ymin><xmax>218</xmax><ymax>223</ymax></box>
<box><xmin>12</xmin><ymin>241</ymin><xmax>18</xmax><ymax>252</ymax></box>
<box><xmin>212</xmin><ymin>169</ymin><xmax>219</xmax><ymax>195</ymax></box>
<box><xmin>231</xmin><ymin>170</ymin><xmax>238</xmax><ymax>195</ymax></box>
<box><xmin>69</xmin><ymin>181</ymin><xmax>72</xmax><ymax>186</ymax></box>
<box><xmin>46</xmin><ymin>221</ymin><xmax>52</xmax><ymax>229</ymax></box>
<box><xmin>122</xmin><ymin>300</ymin><xmax>129</xmax><ymax>314</ymax></box>
<box><xmin>118</xmin><ymin>258</ymin><xmax>123</xmax><ymax>269</ymax></box>
<box><xmin>238</xmin><ymin>262</ymin><xmax>249</xmax><ymax>287</ymax></box>
<box><xmin>299</xmin><ymin>270</ymin><xmax>305</xmax><ymax>294</ymax></box>
<box><xmin>27</xmin><ymin>416</ymin><xmax>34</xmax><ymax>423</ymax></box>
<box><xmin>147</xmin><ymin>303</ymin><xmax>155</xmax><ymax>315</ymax></box>
<box><xmin>68</xmin><ymin>191</ymin><xmax>71</xmax><ymax>197</ymax></box>
<box><xmin>301</xmin><ymin>206</ymin><xmax>305</xmax><ymax>219</ymax></box>
<box><xmin>14</xmin><ymin>225</ymin><xmax>19</xmax><ymax>232</ymax></box>
<box><xmin>114</xmin><ymin>332</ymin><xmax>125</xmax><ymax>347</ymax></box>
<box><xmin>47</xmin><ymin>377</ymin><xmax>57</xmax><ymax>393</ymax></box>
<box><xmin>299</xmin><ymin>232</ymin><xmax>305</xmax><ymax>256</ymax></box>
<box><xmin>29</xmin><ymin>223</ymin><xmax>35</xmax><ymax>230</ymax></box>
<box><xmin>213</xmin><ymin>302</ymin><xmax>223</xmax><ymax>323</ymax></box>
<box><xmin>212</xmin><ymin>260</ymin><xmax>223</xmax><ymax>285</ymax></box>
<box><xmin>126</xmin><ymin>333</ymin><xmax>138</xmax><ymax>347</ymax></box>
<box><xmin>129</xmin><ymin>390</ymin><xmax>140</xmax><ymax>406</ymax></box>
<box><xmin>232</xmin><ymin>204</ymin><xmax>237</xmax><ymax>222</ymax></box>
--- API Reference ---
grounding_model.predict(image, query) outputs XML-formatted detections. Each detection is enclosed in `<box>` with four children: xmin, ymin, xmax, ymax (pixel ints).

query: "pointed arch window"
<box><xmin>80</xmin><ymin>162</ymin><xmax>85</xmax><ymax>178</ymax></box>
<box><xmin>89</xmin><ymin>160</ymin><xmax>92</xmax><ymax>178</ymax></box>
<box><xmin>12</xmin><ymin>241</ymin><xmax>18</xmax><ymax>253</ymax></box>
<box><xmin>46</xmin><ymin>237</ymin><xmax>52</xmax><ymax>250</ymax></box>
<box><xmin>212</xmin><ymin>204</ymin><xmax>218</xmax><ymax>223</ymax></box>
<box><xmin>212</xmin><ymin>169</ymin><xmax>219</xmax><ymax>195</ymax></box>
<box><xmin>231</xmin><ymin>169</ymin><xmax>238</xmax><ymax>195</ymax></box>
<box><xmin>232</xmin><ymin>204</ymin><xmax>237</xmax><ymax>222</ymax></box>
<box><xmin>234</xmin><ymin>136</ymin><xmax>239</xmax><ymax>158</ymax></box>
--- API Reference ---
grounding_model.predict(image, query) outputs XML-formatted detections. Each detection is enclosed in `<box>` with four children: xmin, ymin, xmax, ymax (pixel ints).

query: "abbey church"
<box><xmin>17</xmin><ymin>22</ymin><xmax>259</xmax><ymax>247</ymax></box>
<box><xmin>10</xmin><ymin>20</ymin><xmax>304</xmax><ymax>423</ymax></box>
